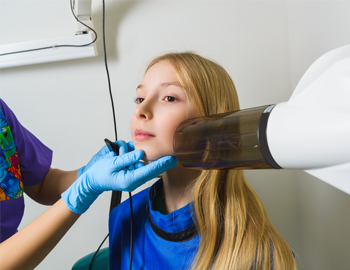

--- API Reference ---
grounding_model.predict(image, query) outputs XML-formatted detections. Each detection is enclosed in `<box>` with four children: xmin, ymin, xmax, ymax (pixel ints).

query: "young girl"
<box><xmin>109</xmin><ymin>52</ymin><xmax>296</xmax><ymax>269</ymax></box>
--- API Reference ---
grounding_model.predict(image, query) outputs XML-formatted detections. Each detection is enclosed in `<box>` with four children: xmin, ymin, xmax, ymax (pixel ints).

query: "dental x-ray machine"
<box><xmin>173</xmin><ymin>44</ymin><xmax>350</xmax><ymax>195</ymax></box>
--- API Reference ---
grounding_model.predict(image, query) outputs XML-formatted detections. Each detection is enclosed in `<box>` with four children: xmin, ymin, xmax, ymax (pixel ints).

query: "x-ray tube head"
<box><xmin>173</xmin><ymin>105</ymin><xmax>281</xmax><ymax>170</ymax></box>
<box><xmin>174</xmin><ymin>43</ymin><xmax>350</xmax><ymax>195</ymax></box>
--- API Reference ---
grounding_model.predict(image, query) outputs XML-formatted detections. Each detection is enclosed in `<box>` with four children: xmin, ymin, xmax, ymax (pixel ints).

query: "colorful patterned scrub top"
<box><xmin>0</xmin><ymin>99</ymin><xmax>52</xmax><ymax>242</ymax></box>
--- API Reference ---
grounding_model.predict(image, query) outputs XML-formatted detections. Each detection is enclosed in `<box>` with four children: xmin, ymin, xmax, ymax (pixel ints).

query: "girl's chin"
<box><xmin>132</xmin><ymin>141</ymin><xmax>174</xmax><ymax>160</ymax></box>
<box><xmin>142</xmin><ymin>153</ymin><xmax>172</xmax><ymax>162</ymax></box>
<box><xmin>136</xmin><ymin>148</ymin><xmax>174</xmax><ymax>161</ymax></box>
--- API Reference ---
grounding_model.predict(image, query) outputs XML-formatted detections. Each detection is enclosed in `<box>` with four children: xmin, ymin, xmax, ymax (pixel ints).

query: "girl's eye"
<box><xmin>164</xmin><ymin>96</ymin><xmax>177</xmax><ymax>102</ymax></box>
<box><xmin>135</xmin><ymin>98</ymin><xmax>144</xmax><ymax>104</ymax></box>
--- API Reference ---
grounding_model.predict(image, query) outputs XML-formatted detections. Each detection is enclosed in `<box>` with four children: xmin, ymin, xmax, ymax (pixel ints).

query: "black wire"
<box><xmin>88</xmin><ymin>1</ymin><xmax>133</xmax><ymax>270</ymax></box>
<box><xmin>0</xmin><ymin>0</ymin><xmax>97</xmax><ymax>57</ymax></box>
<box><xmin>88</xmin><ymin>234</ymin><xmax>108</xmax><ymax>270</ymax></box>
<box><xmin>102</xmin><ymin>1</ymin><xmax>117</xmax><ymax>139</ymax></box>
<box><xmin>129</xmin><ymin>192</ymin><xmax>134</xmax><ymax>270</ymax></box>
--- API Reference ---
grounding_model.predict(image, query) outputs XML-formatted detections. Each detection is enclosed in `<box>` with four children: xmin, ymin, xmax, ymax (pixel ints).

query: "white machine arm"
<box><xmin>267</xmin><ymin>44</ymin><xmax>350</xmax><ymax>194</ymax></box>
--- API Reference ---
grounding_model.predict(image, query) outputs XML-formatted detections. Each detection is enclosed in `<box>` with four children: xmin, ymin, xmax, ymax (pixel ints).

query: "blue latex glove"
<box><xmin>78</xmin><ymin>141</ymin><xmax>134</xmax><ymax>177</ymax></box>
<box><xmin>62</xmin><ymin>149</ymin><xmax>177</xmax><ymax>214</ymax></box>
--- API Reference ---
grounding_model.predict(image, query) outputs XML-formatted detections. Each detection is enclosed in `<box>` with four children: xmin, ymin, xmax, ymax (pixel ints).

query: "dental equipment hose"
<box><xmin>87</xmin><ymin>1</ymin><xmax>133</xmax><ymax>270</ymax></box>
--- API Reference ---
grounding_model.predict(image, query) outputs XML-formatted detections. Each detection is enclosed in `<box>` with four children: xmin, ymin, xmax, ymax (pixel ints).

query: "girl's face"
<box><xmin>131</xmin><ymin>60</ymin><xmax>198</xmax><ymax>161</ymax></box>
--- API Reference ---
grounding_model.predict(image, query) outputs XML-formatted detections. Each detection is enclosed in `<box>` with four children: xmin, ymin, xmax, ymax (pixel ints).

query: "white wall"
<box><xmin>0</xmin><ymin>1</ymin><xmax>349</xmax><ymax>269</ymax></box>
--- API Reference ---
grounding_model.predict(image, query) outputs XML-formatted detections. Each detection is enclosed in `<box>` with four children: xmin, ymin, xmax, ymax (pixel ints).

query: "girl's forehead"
<box><xmin>143</xmin><ymin>61</ymin><xmax>178</xmax><ymax>82</ymax></box>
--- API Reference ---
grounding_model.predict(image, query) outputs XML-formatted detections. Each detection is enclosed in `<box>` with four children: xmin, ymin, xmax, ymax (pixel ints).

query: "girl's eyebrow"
<box><xmin>136</xmin><ymin>82</ymin><xmax>182</xmax><ymax>91</ymax></box>
<box><xmin>160</xmin><ymin>82</ymin><xmax>183</xmax><ymax>88</ymax></box>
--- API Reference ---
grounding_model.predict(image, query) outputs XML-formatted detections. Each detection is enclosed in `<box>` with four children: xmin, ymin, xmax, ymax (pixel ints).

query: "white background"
<box><xmin>1</xmin><ymin>1</ymin><xmax>350</xmax><ymax>269</ymax></box>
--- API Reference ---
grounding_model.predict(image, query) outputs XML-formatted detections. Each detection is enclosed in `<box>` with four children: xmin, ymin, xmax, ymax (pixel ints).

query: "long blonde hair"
<box><xmin>146</xmin><ymin>52</ymin><xmax>296</xmax><ymax>270</ymax></box>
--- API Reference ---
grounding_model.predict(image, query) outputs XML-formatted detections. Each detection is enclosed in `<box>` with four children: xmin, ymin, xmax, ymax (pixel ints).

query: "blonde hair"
<box><xmin>146</xmin><ymin>52</ymin><xmax>296</xmax><ymax>270</ymax></box>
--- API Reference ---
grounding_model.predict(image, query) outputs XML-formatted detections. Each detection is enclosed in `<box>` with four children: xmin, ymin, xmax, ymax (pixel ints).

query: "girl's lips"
<box><xmin>135</xmin><ymin>129</ymin><xmax>155</xmax><ymax>141</ymax></box>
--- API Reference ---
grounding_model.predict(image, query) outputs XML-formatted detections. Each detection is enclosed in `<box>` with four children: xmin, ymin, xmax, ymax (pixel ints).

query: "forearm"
<box><xmin>0</xmin><ymin>199</ymin><xmax>80</xmax><ymax>270</ymax></box>
<box><xmin>25</xmin><ymin>168</ymin><xmax>79</xmax><ymax>205</ymax></box>
<box><xmin>40</xmin><ymin>168</ymin><xmax>79</xmax><ymax>204</ymax></box>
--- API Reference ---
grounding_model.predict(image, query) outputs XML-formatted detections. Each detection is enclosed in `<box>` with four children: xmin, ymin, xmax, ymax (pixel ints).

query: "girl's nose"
<box><xmin>134</xmin><ymin>100</ymin><xmax>153</xmax><ymax>120</ymax></box>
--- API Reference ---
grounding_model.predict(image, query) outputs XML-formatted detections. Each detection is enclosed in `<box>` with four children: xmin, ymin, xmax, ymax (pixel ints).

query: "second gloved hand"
<box><xmin>62</xmin><ymin>150</ymin><xmax>177</xmax><ymax>214</ymax></box>
<box><xmin>77</xmin><ymin>140</ymin><xmax>134</xmax><ymax>177</ymax></box>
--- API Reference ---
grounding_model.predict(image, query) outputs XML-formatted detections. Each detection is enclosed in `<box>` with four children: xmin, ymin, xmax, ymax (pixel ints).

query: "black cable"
<box><xmin>88</xmin><ymin>234</ymin><xmax>108</xmax><ymax>270</ymax></box>
<box><xmin>129</xmin><ymin>192</ymin><xmax>134</xmax><ymax>270</ymax></box>
<box><xmin>102</xmin><ymin>0</ymin><xmax>116</xmax><ymax>140</ymax></box>
<box><xmin>0</xmin><ymin>0</ymin><xmax>97</xmax><ymax>57</ymax></box>
<box><xmin>88</xmin><ymin>1</ymin><xmax>133</xmax><ymax>270</ymax></box>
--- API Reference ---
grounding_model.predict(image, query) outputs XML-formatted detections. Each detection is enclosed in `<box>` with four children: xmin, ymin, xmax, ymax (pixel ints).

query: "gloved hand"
<box><xmin>62</xmin><ymin>149</ymin><xmax>177</xmax><ymax>214</ymax></box>
<box><xmin>77</xmin><ymin>141</ymin><xmax>134</xmax><ymax>178</ymax></box>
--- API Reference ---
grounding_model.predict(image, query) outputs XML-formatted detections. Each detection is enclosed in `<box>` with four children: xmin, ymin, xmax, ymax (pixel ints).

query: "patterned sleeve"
<box><xmin>0</xmin><ymin>99</ymin><xmax>53</xmax><ymax>186</ymax></box>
